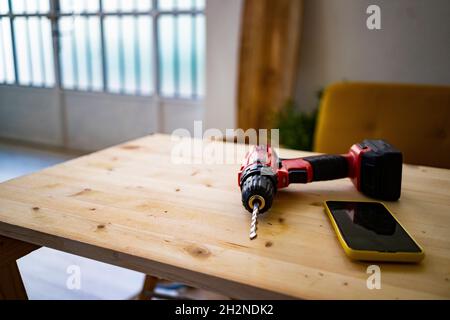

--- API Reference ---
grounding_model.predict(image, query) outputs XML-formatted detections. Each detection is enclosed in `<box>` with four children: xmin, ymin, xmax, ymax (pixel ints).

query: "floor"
<box><xmin>0</xmin><ymin>141</ymin><xmax>227</xmax><ymax>300</ymax></box>
<box><xmin>0</xmin><ymin>143</ymin><xmax>75</xmax><ymax>182</ymax></box>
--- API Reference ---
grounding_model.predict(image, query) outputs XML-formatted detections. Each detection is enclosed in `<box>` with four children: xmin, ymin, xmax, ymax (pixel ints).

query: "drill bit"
<box><xmin>249</xmin><ymin>203</ymin><xmax>259</xmax><ymax>240</ymax></box>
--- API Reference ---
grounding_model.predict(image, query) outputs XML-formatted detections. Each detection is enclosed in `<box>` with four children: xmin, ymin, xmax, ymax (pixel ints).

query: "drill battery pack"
<box><xmin>358</xmin><ymin>140</ymin><xmax>403</xmax><ymax>201</ymax></box>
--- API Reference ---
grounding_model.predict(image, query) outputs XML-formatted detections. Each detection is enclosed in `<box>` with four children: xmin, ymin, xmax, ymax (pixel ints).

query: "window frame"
<box><xmin>0</xmin><ymin>0</ymin><xmax>205</xmax><ymax>100</ymax></box>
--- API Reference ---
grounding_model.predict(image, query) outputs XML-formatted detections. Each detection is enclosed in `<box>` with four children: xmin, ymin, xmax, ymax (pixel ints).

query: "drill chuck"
<box><xmin>241</xmin><ymin>175</ymin><xmax>276</xmax><ymax>214</ymax></box>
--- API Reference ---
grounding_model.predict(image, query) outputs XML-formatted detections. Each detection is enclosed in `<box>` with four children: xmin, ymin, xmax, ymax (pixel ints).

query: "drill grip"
<box><xmin>303</xmin><ymin>155</ymin><xmax>348</xmax><ymax>182</ymax></box>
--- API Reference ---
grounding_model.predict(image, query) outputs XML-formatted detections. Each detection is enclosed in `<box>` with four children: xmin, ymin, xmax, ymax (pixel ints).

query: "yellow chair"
<box><xmin>313</xmin><ymin>82</ymin><xmax>450</xmax><ymax>169</ymax></box>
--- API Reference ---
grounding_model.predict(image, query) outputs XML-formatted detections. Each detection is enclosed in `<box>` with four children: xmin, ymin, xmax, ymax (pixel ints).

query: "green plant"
<box><xmin>272</xmin><ymin>90</ymin><xmax>322</xmax><ymax>151</ymax></box>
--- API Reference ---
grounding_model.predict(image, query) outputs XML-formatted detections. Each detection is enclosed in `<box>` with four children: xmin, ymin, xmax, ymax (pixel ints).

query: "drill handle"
<box><xmin>302</xmin><ymin>154</ymin><xmax>349</xmax><ymax>182</ymax></box>
<box><xmin>281</xmin><ymin>154</ymin><xmax>349</xmax><ymax>184</ymax></box>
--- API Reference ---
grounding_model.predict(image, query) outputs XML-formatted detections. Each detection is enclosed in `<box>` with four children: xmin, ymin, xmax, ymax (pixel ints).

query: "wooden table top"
<box><xmin>0</xmin><ymin>134</ymin><xmax>449</xmax><ymax>299</ymax></box>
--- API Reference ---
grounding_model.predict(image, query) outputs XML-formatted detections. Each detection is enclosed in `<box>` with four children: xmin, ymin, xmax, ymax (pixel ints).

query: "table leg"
<box><xmin>0</xmin><ymin>235</ymin><xmax>40</xmax><ymax>300</ymax></box>
<box><xmin>138</xmin><ymin>275</ymin><xmax>159</xmax><ymax>300</ymax></box>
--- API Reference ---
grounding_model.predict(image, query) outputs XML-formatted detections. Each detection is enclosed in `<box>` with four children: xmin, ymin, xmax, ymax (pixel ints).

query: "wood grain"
<box><xmin>0</xmin><ymin>134</ymin><xmax>449</xmax><ymax>299</ymax></box>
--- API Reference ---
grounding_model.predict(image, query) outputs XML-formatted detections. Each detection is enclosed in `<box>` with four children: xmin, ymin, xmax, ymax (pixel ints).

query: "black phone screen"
<box><xmin>326</xmin><ymin>201</ymin><xmax>422</xmax><ymax>253</ymax></box>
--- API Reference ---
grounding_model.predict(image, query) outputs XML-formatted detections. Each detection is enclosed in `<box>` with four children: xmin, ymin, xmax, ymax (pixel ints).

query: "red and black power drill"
<box><xmin>238</xmin><ymin>140</ymin><xmax>402</xmax><ymax>239</ymax></box>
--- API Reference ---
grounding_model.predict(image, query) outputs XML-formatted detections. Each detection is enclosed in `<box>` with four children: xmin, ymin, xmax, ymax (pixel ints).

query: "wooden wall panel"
<box><xmin>237</xmin><ymin>0</ymin><xmax>303</xmax><ymax>130</ymax></box>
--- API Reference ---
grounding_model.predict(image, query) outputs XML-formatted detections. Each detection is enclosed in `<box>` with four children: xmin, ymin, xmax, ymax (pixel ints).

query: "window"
<box><xmin>0</xmin><ymin>0</ymin><xmax>205</xmax><ymax>98</ymax></box>
<box><xmin>0</xmin><ymin>0</ymin><xmax>54</xmax><ymax>87</ymax></box>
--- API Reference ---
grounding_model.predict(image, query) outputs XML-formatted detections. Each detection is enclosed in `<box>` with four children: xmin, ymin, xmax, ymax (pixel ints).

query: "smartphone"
<box><xmin>324</xmin><ymin>201</ymin><xmax>424</xmax><ymax>263</ymax></box>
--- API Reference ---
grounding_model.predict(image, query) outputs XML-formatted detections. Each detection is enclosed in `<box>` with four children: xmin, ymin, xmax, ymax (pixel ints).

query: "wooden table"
<box><xmin>0</xmin><ymin>134</ymin><xmax>449</xmax><ymax>299</ymax></box>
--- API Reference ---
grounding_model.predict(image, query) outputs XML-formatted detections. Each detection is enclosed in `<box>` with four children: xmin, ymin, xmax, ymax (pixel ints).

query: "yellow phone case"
<box><xmin>324</xmin><ymin>200</ymin><xmax>425</xmax><ymax>263</ymax></box>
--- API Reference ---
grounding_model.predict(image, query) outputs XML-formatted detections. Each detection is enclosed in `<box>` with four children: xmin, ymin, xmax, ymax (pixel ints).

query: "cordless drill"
<box><xmin>238</xmin><ymin>140</ymin><xmax>403</xmax><ymax>239</ymax></box>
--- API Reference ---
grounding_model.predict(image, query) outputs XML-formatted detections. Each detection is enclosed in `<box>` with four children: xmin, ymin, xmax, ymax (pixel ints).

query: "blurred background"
<box><xmin>0</xmin><ymin>0</ymin><xmax>449</xmax><ymax>299</ymax></box>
